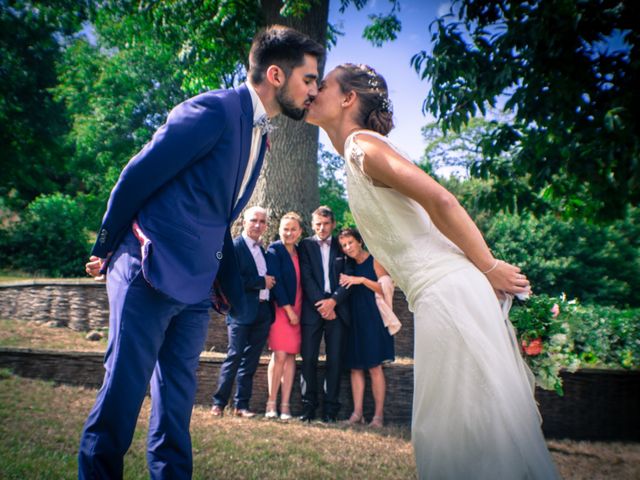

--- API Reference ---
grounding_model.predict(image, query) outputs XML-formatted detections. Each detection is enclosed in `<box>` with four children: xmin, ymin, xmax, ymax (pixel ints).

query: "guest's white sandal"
<box><xmin>279</xmin><ymin>403</ymin><xmax>292</xmax><ymax>421</ymax></box>
<box><xmin>265</xmin><ymin>400</ymin><xmax>278</xmax><ymax>419</ymax></box>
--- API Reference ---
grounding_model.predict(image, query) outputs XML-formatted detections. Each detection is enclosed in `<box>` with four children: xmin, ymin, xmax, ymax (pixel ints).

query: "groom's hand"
<box><xmin>85</xmin><ymin>255</ymin><xmax>105</xmax><ymax>281</ymax></box>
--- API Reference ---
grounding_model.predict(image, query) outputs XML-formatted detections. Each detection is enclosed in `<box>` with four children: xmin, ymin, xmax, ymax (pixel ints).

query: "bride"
<box><xmin>305</xmin><ymin>63</ymin><xmax>559</xmax><ymax>479</ymax></box>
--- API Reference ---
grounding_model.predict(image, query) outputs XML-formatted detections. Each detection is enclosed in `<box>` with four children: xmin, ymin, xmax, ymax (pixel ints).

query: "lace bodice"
<box><xmin>344</xmin><ymin>130</ymin><xmax>471</xmax><ymax>310</ymax></box>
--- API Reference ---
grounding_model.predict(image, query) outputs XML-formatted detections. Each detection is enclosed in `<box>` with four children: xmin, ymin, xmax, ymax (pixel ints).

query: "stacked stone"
<box><xmin>0</xmin><ymin>287</ymin><xmax>17</xmax><ymax>318</ymax></box>
<box><xmin>87</xmin><ymin>286</ymin><xmax>109</xmax><ymax>331</ymax></box>
<box><xmin>50</xmin><ymin>286</ymin><xmax>70</xmax><ymax>328</ymax></box>
<box><xmin>15</xmin><ymin>287</ymin><xmax>38</xmax><ymax>322</ymax></box>
<box><xmin>31</xmin><ymin>286</ymin><xmax>53</xmax><ymax>324</ymax></box>
<box><xmin>69</xmin><ymin>287</ymin><xmax>88</xmax><ymax>332</ymax></box>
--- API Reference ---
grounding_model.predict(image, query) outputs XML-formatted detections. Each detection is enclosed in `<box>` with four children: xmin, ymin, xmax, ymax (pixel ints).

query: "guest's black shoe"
<box><xmin>298</xmin><ymin>407</ymin><xmax>316</xmax><ymax>423</ymax></box>
<box><xmin>322</xmin><ymin>413</ymin><xmax>338</xmax><ymax>423</ymax></box>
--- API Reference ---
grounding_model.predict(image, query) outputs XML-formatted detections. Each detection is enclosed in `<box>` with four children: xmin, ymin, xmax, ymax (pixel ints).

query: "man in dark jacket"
<box><xmin>211</xmin><ymin>206</ymin><xmax>275</xmax><ymax>418</ymax></box>
<box><xmin>298</xmin><ymin>206</ymin><xmax>351</xmax><ymax>422</ymax></box>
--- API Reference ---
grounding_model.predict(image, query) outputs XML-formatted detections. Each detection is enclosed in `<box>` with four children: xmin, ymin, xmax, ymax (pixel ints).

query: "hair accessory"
<box><xmin>379</xmin><ymin>96</ymin><xmax>392</xmax><ymax>113</ymax></box>
<box><xmin>357</xmin><ymin>64</ymin><xmax>392</xmax><ymax>114</ymax></box>
<box><xmin>358</xmin><ymin>64</ymin><xmax>381</xmax><ymax>89</ymax></box>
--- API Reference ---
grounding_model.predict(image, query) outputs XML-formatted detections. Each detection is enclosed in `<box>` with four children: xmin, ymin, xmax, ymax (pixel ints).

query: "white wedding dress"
<box><xmin>344</xmin><ymin>130</ymin><xmax>559</xmax><ymax>479</ymax></box>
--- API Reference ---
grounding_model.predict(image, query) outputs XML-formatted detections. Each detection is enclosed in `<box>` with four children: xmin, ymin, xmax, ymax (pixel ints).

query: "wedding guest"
<box><xmin>211</xmin><ymin>206</ymin><xmax>275</xmax><ymax>418</ymax></box>
<box><xmin>338</xmin><ymin>228</ymin><xmax>394</xmax><ymax>427</ymax></box>
<box><xmin>264</xmin><ymin>212</ymin><xmax>304</xmax><ymax>420</ymax></box>
<box><xmin>298</xmin><ymin>206</ymin><xmax>351</xmax><ymax>422</ymax></box>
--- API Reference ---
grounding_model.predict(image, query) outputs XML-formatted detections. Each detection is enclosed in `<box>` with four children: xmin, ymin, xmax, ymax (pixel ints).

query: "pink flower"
<box><xmin>551</xmin><ymin>303</ymin><xmax>560</xmax><ymax>318</ymax></box>
<box><xmin>522</xmin><ymin>337</ymin><xmax>543</xmax><ymax>356</ymax></box>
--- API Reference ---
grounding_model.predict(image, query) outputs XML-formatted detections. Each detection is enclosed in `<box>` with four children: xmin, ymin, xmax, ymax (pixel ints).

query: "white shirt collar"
<box><xmin>315</xmin><ymin>235</ymin><xmax>331</xmax><ymax>245</ymax></box>
<box><xmin>242</xmin><ymin>232</ymin><xmax>261</xmax><ymax>248</ymax></box>
<box><xmin>246</xmin><ymin>82</ymin><xmax>267</xmax><ymax>125</ymax></box>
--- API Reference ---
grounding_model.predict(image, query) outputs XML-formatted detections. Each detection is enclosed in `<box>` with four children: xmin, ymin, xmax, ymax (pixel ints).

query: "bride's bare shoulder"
<box><xmin>352</xmin><ymin>131</ymin><xmax>416</xmax><ymax>175</ymax></box>
<box><xmin>351</xmin><ymin>130</ymin><xmax>387</xmax><ymax>149</ymax></box>
<box><xmin>351</xmin><ymin>131</ymin><xmax>442</xmax><ymax>197</ymax></box>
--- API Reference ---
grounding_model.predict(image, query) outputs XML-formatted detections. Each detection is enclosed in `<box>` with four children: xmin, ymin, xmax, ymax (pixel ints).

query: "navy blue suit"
<box><xmin>213</xmin><ymin>236</ymin><xmax>274</xmax><ymax>410</ymax></box>
<box><xmin>78</xmin><ymin>84</ymin><xmax>267</xmax><ymax>479</ymax></box>
<box><xmin>266</xmin><ymin>240</ymin><xmax>298</xmax><ymax>308</ymax></box>
<box><xmin>298</xmin><ymin>236</ymin><xmax>351</xmax><ymax>417</ymax></box>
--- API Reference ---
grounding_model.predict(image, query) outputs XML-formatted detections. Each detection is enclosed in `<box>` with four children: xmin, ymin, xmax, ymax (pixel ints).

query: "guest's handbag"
<box><xmin>374</xmin><ymin>275</ymin><xmax>402</xmax><ymax>335</ymax></box>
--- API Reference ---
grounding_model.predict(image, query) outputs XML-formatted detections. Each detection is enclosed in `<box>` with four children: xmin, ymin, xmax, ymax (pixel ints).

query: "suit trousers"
<box><xmin>213</xmin><ymin>302</ymin><xmax>272</xmax><ymax>410</ymax></box>
<box><xmin>300</xmin><ymin>316</ymin><xmax>347</xmax><ymax>416</ymax></box>
<box><xmin>78</xmin><ymin>231</ymin><xmax>210</xmax><ymax>480</ymax></box>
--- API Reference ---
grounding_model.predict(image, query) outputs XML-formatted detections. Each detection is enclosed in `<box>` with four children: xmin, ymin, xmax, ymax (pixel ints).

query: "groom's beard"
<box><xmin>276</xmin><ymin>81</ymin><xmax>307</xmax><ymax>121</ymax></box>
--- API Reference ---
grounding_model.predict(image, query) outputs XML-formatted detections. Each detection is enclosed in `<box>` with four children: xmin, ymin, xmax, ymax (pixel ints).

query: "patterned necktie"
<box><xmin>254</xmin><ymin>115</ymin><xmax>274</xmax><ymax>135</ymax></box>
<box><xmin>316</xmin><ymin>237</ymin><xmax>331</xmax><ymax>247</ymax></box>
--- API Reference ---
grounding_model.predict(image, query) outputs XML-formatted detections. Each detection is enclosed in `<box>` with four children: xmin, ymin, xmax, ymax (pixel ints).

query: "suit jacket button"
<box><xmin>216</xmin><ymin>251</ymin><xmax>223</xmax><ymax>260</ymax></box>
<box><xmin>99</xmin><ymin>229</ymin><xmax>108</xmax><ymax>244</ymax></box>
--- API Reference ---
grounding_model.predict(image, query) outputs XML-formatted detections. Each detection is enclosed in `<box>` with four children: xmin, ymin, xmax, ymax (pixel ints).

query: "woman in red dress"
<box><xmin>265</xmin><ymin>212</ymin><xmax>304</xmax><ymax>420</ymax></box>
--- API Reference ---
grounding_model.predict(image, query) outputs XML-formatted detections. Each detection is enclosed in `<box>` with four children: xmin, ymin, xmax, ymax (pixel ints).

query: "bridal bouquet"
<box><xmin>509</xmin><ymin>294</ymin><xmax>580</xmax><ymax>395</ymax></box>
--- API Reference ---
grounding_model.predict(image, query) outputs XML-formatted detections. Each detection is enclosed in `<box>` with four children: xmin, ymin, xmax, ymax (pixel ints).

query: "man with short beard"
<box><xmin>80</xmin><ymin>26</ymin><xmax>322</xmax><ymax>479</ymax></box>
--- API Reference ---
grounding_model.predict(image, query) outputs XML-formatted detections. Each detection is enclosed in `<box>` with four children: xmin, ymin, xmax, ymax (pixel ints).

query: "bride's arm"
<box><xmin>353</xmin><ymin>135</ymin><xmax>529</xmax><ymax>295</ymax></box>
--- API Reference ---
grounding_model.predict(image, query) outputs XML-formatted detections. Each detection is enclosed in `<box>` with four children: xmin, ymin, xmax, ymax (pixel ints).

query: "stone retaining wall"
<box><xmin>0</xmin><ymin>281</ymin><xmax>109</xmax><ymax>331</ymax></box>
<box><xmin>4</xmin><ymin>282</ymin><xmax>640</xmax><ymax>440</ymax></box>
<box><xmin>1</xmin><ymin>347</ymin><xmax>639</xmax><ymax>440</ymax></box>
<box><xmin>0</xmin><ymin>347</ymin><xmax>414</xmax><ymax>424</ymax></box>
<box><xmin>0</xmin><ymin>281</ymin><xmax>416</xmax><ymax>358</ymax></box>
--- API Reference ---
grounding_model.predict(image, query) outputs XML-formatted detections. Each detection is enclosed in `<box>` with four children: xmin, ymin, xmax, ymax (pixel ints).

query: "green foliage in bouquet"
<box><xmin>510</xmin><ymin>294</ymin><xmax>580</xmax><ymax>395</ymax></box>
<box><xmin>510</xmin><ymin>294</ymin><xmax>640</xmax><ymax>396</ymax></box>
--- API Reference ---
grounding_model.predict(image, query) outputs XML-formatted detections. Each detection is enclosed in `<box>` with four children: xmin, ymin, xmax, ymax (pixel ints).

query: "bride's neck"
<box><xmin>326</xmin><ymin>121</ymin><xmax>364</xmax><ymax>156</ymax></box>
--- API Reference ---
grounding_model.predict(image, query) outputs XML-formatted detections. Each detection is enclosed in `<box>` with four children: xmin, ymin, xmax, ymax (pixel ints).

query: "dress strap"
<box><xmin>345</xmin><ymin>129</ymin><xmax>405</xmax><ymax>161</ymax></box>
<box><xmin>345</xmin><ymin>129</ymin><xmax>385</xmax><ymax>146</ymax></box>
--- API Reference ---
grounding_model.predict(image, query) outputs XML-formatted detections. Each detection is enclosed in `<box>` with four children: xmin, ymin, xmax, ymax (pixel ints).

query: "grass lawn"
<box><xmin>0</xmin><ymin>373</ymin><xmax>416</xmax><ymax>479</ymax></box>
<box><xmin>0</xmin><ymin>318</ymin><xmax>108</xmax><ymax>351</ymax></box>
<box><xmin>0</xmin><ymin>269</ymin><xmax>37</xmax><ymax>283</ymax></box>
<box><xmin>1</xmin><ymin>320</ymin><xmax>640</xmax><ymax>479</ymax></box>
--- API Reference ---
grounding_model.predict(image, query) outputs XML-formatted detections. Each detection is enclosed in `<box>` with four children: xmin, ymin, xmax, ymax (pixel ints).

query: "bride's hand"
<box><xmin>484</xmin><ymin>260</ymin><xmax>530</xmax><ymax>296</ymax></box>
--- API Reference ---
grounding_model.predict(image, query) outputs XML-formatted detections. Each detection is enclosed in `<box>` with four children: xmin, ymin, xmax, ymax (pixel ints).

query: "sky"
<box><xmin>320</xmin><ymin>0</ymin><xmax>452</xmax><ymax>161</ymax></box>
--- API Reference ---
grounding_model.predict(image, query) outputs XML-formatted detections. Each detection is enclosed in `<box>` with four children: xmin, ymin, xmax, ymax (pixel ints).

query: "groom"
<box><xmin>79</xmin><ymin>26</ymin><xmax>322</xmax><ymax>479</ymax></box>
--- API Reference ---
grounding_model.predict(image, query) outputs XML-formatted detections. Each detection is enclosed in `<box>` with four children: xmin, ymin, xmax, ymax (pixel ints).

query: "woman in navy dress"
<box><xmin>338</xmin><ymin>227</ymin><xmax>394</xmax><ymax>427</ymax></box>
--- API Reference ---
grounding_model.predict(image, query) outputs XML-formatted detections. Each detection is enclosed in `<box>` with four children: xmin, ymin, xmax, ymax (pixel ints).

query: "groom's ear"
<box><xmin>266</xmin><ymin>65</ymin><xmax>285</xmax><ymax>87</ymax></box>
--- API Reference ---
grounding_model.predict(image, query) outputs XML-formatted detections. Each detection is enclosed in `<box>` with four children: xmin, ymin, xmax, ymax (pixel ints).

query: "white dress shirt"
<box><xmin>316</xmin><ymin>235</ymin><xmax>332</xmax><ymax>294</ymax></box>
<box><xmin>235</xmin><ymin>82</ymin><xmax>268</xmax><ymax>206</ymax></box>
<box><xmin>242</xmin><ymin>233</ymin><xmax>269</xmax><ymax>301</ymax></box>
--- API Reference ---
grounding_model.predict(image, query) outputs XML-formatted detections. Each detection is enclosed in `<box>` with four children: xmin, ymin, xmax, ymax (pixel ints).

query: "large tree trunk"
<box><xmin>238</xmin><ymin>0</ymin><xmax>329</xmax><ymax>240</ymax></box>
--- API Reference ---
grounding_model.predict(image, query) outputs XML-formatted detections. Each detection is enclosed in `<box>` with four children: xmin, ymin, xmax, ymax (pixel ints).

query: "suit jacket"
<box><xmin>298</xmin><ymin>236</ymin><xmax>351</xmax><ymax>326</ymax></box>
<box><xmin>225</xmin><ymin>236</ymin><xmax>274</xmax><ymax>326</ymax></box>
<box><xmin>266</xmin><ymin>241</ymin><xmax>298</xmax><ymax>308</ymax></box>
<box><xmin>91</xmin><ymin>84</ymin><xmax>267</xmax><ymax>308</ymax></box>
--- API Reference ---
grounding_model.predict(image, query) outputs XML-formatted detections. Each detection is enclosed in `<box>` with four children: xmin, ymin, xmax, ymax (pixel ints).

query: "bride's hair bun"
<box><xmin>335</xmin><ymin>63</ymin><xmax>395</xmax><ymax>136</ymax></box>
<box><xmin>366</xmin><ymin>109</ymin><xmax>394</xmax><ymax>136</ymax></box>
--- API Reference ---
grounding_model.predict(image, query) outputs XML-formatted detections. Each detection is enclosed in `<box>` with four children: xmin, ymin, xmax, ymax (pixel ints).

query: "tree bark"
<box><xmin>237</xmin><ymin>0</ymin><xmax>329</xmax><ymax>241</ymax></box>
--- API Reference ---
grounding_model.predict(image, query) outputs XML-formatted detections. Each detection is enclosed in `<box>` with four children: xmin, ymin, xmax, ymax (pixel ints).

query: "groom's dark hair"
<box><xmin>249</xmin><ymin>25</ymin><xmax>323</xmax><ymax>85</ymax></box>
